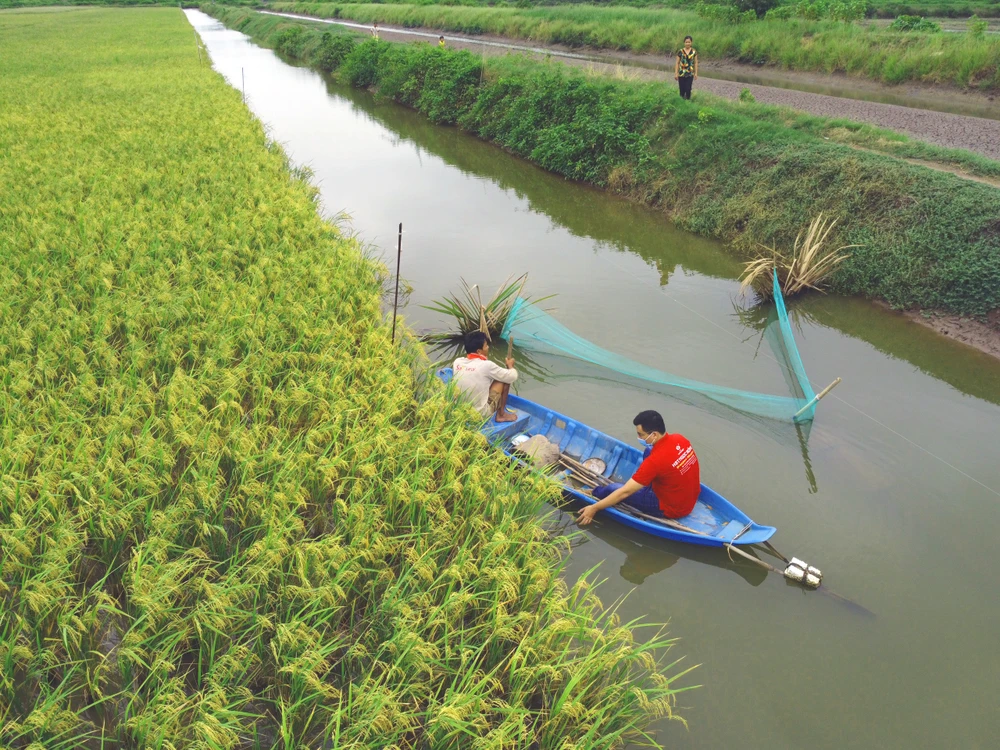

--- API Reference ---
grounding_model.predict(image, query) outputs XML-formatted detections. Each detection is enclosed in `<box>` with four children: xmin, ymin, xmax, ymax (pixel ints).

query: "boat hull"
<box><xmin>440</xmin><ymin>368</ymin><xmax>776</xmax><ymax>547</ymax></box>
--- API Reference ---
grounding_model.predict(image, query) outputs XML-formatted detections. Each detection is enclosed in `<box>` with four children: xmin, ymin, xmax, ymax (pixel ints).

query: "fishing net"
<box><xmin>500</xmin><ymin>270</ymin><xmax>818</xmax><ymax>423</ymax></box>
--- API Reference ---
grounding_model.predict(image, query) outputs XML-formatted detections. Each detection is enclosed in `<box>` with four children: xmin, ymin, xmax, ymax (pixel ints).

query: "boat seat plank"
<box><xmin>715</xmin><ymin>519</ymin><xmax>746</xmax><ymax>541</ymax></box>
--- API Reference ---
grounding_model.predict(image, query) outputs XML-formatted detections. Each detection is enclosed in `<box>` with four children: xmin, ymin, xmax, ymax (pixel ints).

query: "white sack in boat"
<box><xmin>516</xmin><ymin>434</ymin><xmax>560</xmax><ymax>468</ymax></box>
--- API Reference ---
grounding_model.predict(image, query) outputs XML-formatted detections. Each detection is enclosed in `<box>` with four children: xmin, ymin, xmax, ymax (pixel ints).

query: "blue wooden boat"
<box><xmin>439</xmin><ymin>368</ymin><xmax>776</xmax><ymax>547</ymax></box>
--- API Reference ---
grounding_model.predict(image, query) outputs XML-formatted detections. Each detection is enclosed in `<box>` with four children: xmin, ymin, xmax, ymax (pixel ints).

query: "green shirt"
<box><xmin>677</xmin><ymin>48</ymin><xmax>697</xmax><ymax>77</ymax></box>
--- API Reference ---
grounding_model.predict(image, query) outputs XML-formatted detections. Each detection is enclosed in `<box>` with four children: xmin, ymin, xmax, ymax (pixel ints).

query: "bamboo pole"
<box><xmin>391</xmin><ymin>223</ymin><xmax>403</xmax><ymax>344</ymax></box>
<box><xmin>558</xmin><ymin>455</ymin><xmax>610</xmax><ymax>487</ymax></box>
<box><xmin>794</xmin><ymin>377</ymin><xmax>842</xmax><ymax>419</ymax></box>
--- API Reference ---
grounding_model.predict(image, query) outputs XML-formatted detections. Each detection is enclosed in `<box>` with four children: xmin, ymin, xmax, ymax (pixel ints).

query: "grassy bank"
<box><xmin>208</xmin><ymin>5</ymin><xmax>1000</xmax><ymax>316</ymax></box>
<box><xmin>268</xmin><ymin>2</ymin><xmax>1000</xmax><ymax>90</ymax></box>
<box><xmin>0</xmin><ymin>6</ymin><xmax>685</xmax><ymax>747</ymax></box>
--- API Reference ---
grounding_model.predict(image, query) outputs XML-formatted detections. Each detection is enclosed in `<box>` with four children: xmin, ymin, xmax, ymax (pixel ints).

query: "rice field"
<box><xmin>0</xmin><ymin>6</ymin><xmax>686</xmax><ymax>747</ymax></box>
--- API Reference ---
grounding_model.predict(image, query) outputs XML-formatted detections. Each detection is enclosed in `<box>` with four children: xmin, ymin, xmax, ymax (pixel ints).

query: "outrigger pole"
<box><xmin>794</xmin><ymin>377</ymin><xmax>842</xmax><ymax>420</ymax></box>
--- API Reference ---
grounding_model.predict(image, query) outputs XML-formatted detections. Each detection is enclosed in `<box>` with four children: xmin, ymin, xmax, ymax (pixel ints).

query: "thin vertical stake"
<box><xmin>242</xmin><ymin>68</ymin><xmax>246</xmax><ymax>104</ymax></box>
<box><xmin>391</xmin><ymin>223</ymin><xmax>403</xmax><ymax>344</ymax></box>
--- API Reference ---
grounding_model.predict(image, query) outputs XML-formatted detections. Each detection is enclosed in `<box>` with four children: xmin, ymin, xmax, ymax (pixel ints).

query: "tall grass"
<box><xmin>740</xmin><ymin>214</ymin><xmax>858</xmax><ymax>297</ymax></box>
<box><xmin>272</xmin><ymin>1</ymin><xmax>1000</xmax><ymax>89</ymax></box>
<box><xmin>213</xmin><ymin>5</ymin><xmax>1000</xmax><ymax>316</ymax></box>
<box><xmin>0</xmin><ymin>7</ymin><xmax>688</xmax><ymax>747</ymax></box>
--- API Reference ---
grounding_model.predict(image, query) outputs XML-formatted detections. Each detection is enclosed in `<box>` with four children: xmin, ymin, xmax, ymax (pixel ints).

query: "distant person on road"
<box><xmin>675</xmin><ymin>35</ymin><xmax>697</xmax><ymax>100</ymax></box>
<box><xmin>452</xmin><ymin>331</ymin><xmax>519</xmax><ymax>423</ymax></box>
<box><xmin>371</xmin><ymin>22</ymin><xmax>380</xmax><ymax>40</ymax></box>
<box><xmin>438</xmin><ymin>35</ymin><xmax>446</xmax><ymax>49</ymax></box>
<box><xmin>577</xmin><ymin>410</ymin><xmax>700</xmax><ymax>525</ymax></box>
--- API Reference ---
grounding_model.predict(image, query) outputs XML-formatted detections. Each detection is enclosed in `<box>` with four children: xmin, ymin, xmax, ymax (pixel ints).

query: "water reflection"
<box><xmin>549</xmin><ymin>505</ymin><xmax>768</xmax><ymax>587</ymax></box>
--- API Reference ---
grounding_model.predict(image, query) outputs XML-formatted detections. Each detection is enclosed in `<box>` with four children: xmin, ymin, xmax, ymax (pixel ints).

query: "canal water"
<box><xmin>188</xmin><ymin>11</ymin><xmax>1000</xmax><ymax>749</ymax></box>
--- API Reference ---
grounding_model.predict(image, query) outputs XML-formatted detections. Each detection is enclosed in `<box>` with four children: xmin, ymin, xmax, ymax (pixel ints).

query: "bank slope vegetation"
<box><xmin>0</xmin><ymin>7</ymin><xmax>685</xmax><ymax>748</ymax></box>
<box><xmin>208</xmin><ymin>6</ymin><xmax>1000</xmax><ymax>316</ymax></box>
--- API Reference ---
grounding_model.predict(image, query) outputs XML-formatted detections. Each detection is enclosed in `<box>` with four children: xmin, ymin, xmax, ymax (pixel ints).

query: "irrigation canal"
<box><xmin>189</xmin><ymin>10</ymin><xmax>1000</xmax><ymax>749</ymax></box>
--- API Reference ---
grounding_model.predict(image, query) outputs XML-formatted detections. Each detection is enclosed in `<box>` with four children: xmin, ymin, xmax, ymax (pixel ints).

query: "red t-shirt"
<box><xmin>632</xmin><ymin>434</ymin><xmax>700</xmax><ymax>518</ymax></box>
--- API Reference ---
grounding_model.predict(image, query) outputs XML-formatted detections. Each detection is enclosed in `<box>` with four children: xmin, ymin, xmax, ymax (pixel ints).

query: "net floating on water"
<box><xmin>500</xmin><ymin>270</ymin><xmax>819</xmax><ymax>423</ymax></box>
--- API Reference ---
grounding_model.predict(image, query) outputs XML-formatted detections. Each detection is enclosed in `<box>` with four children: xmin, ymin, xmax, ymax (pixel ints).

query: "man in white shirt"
<box><xmin>452</xmin><ymin>331</ymin><xmax>518</xmax><ymax>422</ymax></box>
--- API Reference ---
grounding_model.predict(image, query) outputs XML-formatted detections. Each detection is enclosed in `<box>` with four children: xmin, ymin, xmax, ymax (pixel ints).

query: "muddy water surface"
<box><xmin>189</xmin><ymin>11</ymin><xmax>1000</xmax><ymax>749</ymax></box>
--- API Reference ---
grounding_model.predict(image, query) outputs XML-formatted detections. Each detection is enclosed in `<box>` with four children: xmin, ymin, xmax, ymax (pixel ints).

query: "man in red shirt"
<box><xmin>577</xmin><ymin>410</ymin><xmax>700</xmax><ymax>525</ymax></box>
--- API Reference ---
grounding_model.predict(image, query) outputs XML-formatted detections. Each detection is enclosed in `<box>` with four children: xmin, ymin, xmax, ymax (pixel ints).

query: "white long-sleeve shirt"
<box><xmin>452</xmin><ymin>355</ymin><xmax>518</xmax><ymax>416</ymax></box>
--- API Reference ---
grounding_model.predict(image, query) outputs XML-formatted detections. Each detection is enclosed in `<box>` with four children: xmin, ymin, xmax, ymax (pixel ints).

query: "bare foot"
<box><xmin>495</xmin><ymin>410</ymin><xmax>518</xmax><ymax>423</ymax></box>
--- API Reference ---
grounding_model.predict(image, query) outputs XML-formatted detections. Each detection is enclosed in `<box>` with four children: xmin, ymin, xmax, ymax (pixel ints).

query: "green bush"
<box><xmin>968</xmin><ymin>14</ymin><xmax>989</xmax><ymax>36</ymax></box>
<box><xmin>316</xmin><ymin>30</ymin><xmax>357</xmax><ymax>71</ymax></box>
<box><xmin>793</xmin><ymin>0</ymin><xmax>869</xmax><ymax>20</ymax></box>
<box><xmin>765</xmin><ymin>5</ymin><xmax>796</xmax><ymax>18</ymax></box>
<box><xmin>694</xmin><ymin>1</ymin><xmax>758</xmax><ymax>23</ymax></box>
<box><xmin>888</xmin><ymin>14</ymin><xmax>942</xmax><ymax>31</ymax></box>
<box><xmin>733</xmin><ymin>0</ymin><xmax>779</xmax><ymax>17</ymax></box>
<box><xmin>340</xmin><ymin>37</ymin><xmax>386</xmax><ymax>87</ymax></box>
<box><xmin>274</xmin><ymin>24</ymin><xmax>307</xmax><ymax>57</ymax></box>
<box><xmin>739</xmin><ymin>86</ymin><xmax>757</xmax><ymax>102</ymax></box>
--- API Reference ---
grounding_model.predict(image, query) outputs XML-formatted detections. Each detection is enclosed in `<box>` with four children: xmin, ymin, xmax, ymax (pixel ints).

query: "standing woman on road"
<box><xmin>371</xmin><ymin>21</ymin><xmax>380</xmax><ymax>40</ymax></box>
<box><xmin>675</xmin><ymin>35</ymin><xmax>697</xmax><ymax>100</ymax></box>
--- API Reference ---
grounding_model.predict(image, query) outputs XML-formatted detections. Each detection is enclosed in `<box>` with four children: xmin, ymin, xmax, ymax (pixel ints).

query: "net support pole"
<box><xmin>794</xmin><ymin>377</ymin><xmax>842</xmax><ymax>420</ymax></box>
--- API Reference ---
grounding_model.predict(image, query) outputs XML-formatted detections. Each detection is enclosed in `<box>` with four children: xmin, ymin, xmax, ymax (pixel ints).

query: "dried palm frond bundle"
<box><xmin>740</xmin><ymin>214</ymin><xmax>859</xmax><ymax>299</ymax></box>
<box><xmin>422</xmin><ymin>273</ymin><xmax>550</xmax><ymax>344</ymax></box>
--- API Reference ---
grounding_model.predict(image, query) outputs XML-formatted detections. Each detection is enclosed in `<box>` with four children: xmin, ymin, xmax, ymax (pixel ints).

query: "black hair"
<box><xmin>633</xmin><ymin>410</ymin><xmax>666</xmax><ymax>435</ymax></box>
<box><xmin>465</xmin><ymin>330</ymin><xmax>488</xmax><ymax>354</ymax></box>
<box><xmin>684</xmin><ymin>35</ymin><xmax>693</xmax><ymax>42</ymax></box>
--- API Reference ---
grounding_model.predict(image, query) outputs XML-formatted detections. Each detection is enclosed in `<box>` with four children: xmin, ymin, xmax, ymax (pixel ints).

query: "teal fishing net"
<box><xmin>500</xmin><ymin>270</ymin><xmax>818</xmax><ymax>423</ymax></box>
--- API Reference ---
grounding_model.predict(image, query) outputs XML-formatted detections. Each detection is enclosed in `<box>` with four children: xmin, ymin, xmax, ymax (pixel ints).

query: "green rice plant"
<box><xmin>0</xmin><ymin>7</ymin><xmax>688</xmax><ymax>747</ymax></box>
<box><xmin>740</xmin><ymin>214</ymin><xmax>859</xmax><ymax>298</ymax></box>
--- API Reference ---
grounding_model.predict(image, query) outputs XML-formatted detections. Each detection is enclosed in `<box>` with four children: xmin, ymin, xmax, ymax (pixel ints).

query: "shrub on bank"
<box><xmin>888</xmin><ymin>13</ymin><xmax>942</xmax><ymax>30</ymax></box>
<box><xmin>207</xmin><ymin>4</ymin><xmax>1000</xmax><ymax>316</ymax></box>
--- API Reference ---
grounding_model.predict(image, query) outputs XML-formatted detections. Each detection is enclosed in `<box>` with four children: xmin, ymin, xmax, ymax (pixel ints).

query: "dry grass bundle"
<box><xmin>740</xmin><ymin>214</ymin><xmax>858</xmax><ymax>299</ymax></box>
